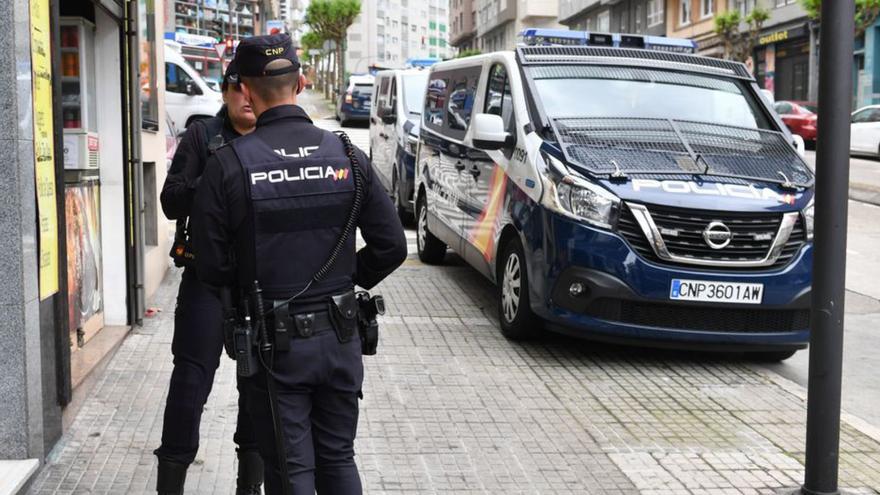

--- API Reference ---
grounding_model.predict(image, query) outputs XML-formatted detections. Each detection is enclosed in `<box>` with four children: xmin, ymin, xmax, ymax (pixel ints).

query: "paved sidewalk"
<box><xmin>27</xmin><ymin>111</ymin><xmax>880</xmax><ymax>494</ymax></box>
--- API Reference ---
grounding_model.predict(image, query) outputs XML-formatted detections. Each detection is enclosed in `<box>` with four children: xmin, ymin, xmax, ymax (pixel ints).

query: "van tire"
<box><xmin>498</xmin><ymin>237</ymin><xmax>540</xmax><ymax>341</ymax></box>
<box><xmin>416</xmin><ymin>193</ymin><xmax>446</xmax><ymax>264</ymax></box>
<box><xmin>392</xmin><ymin>169</ymin><xmax>413</xmax><ymax>225</ymax></box>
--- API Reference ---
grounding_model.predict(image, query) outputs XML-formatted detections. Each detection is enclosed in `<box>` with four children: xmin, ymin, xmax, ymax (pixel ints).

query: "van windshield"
<box><xmin>528</xmin><ymin>65</ymin><xmax>812</xmax><ymax>187</ymax></box>
<box><xmin>530</xmin><ymin>66</ymin><xmax>769</xmax><ymax>130</ymax></box>
<box><xmin>402</xmin><ymin>73</ymin><xmax>429</xmax><ymax>116</ymax></box>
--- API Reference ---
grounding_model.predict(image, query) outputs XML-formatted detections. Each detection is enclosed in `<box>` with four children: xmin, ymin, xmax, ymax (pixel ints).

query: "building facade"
<box><xmin>345</xmin><ymin>0</ymin><xmax>454</xmax><ymax>72</ymax></box>
<box><xmin>665</xmin><ymin>0</ymin><xmax>727</xmax><ymax>56</ymax></box>
<box><xmin>559</xmin><ymin>0</ymin><xmax>666</xmax><ymax>36</ymax></box>
<box><xmin>165</xmin><ymin>0</ymin><xmax>266</xmax><ymax>40</ymax></box>
<box><xmin>475</xmin><ymin>0</ymin><xmax>562</xmax><ymax>52</ymax></box>
<box><xmin>450</xmin><ymin>0</ymin><xmax>478</xmax><ymax>51</ymax></box>
<box><xmin>855</xmin><ymin>17</ymin><xmax>880</xmax><ymax>109</ymax></box>
<box><xmin>1</xmin><ymin>0</ymin><xmax>170</xmax><ymax>487</ymax></box>
<box><xmin>750</xmin><ymin>0</ymin><xmax>815</xmax><ymax>103</ymax></box>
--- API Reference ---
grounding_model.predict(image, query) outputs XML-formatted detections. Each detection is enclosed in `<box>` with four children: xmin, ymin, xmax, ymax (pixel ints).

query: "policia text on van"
<box><xmin>414</xmin><ymin>29</ymin><xmax>814</xmax><ymax>361</ymax></box>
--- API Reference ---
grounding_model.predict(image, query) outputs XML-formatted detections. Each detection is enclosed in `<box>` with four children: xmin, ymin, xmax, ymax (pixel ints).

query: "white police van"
<box><xmin>370</xmin><ymin>69</ymin><xmax>430</xmax><ymax>220</ymax></box>
<box><xmin>414</xmin><ymin>29</ymin><xmax>814</xmax><ymax>360</ymax></box>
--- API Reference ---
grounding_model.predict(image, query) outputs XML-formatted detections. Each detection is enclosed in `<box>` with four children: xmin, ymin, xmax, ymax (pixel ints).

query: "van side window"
<box><xmin>424</xmin><ymin>75</ymin><xmax>448</xmax><ymax>132</ymax></box>
<box><xmin>485</xmin><ymin>64</ymin><xmax>515</xmax><ymax>134</ymax></box>
<box><xmin>377</xmin><ymin>77</ymin><xmax>391</xmax><ymax>109</ymax></box>
<box><xmin>446</xmin><ymin>71</ymin><xmax>478</xmax><ymax>132</ymax></box>
<box><xmin>166</xmin><ymin>63</ymin><xmax>196</xmax><ymax>94</ymax></box>
<box><xmin>389</xmin><ymin>78</ymin><xmax>398</xmax><ymax>112</ymax></box>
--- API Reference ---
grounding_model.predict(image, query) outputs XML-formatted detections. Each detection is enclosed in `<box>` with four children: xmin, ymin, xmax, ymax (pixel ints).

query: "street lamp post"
<box><xmin>801</xmin><ymin>0</ymin><xmax>855</xmax><ymax>494</ymax></box>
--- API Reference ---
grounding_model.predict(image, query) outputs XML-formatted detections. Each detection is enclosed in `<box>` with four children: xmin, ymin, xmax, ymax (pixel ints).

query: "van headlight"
<box><xmin>406</xmin><ymin>134</ymin><xmax>419</xmax><ymax>156</ymax></box>
<box><xmin>540</xmin><ymin>152</ymin><xmax>619</xmax><ymax>229</ymax></box>
<box><xmin>803</xmin><ymin>198</ymin><xmax>814</xmax><ymax>240</ymax></box>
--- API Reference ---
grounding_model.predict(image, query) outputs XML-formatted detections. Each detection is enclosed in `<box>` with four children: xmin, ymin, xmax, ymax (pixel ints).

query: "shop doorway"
<box><xmin>775</xmin><ymin>39</ymin><xmax>810</xmax><ymax>101</ymax></box>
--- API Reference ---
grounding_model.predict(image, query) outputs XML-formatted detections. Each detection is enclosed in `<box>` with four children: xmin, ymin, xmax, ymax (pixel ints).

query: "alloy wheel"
<box><xmin>502</xmin><ymin>252</ymin><xmax>522</xmax><ymax>323</ymax></box>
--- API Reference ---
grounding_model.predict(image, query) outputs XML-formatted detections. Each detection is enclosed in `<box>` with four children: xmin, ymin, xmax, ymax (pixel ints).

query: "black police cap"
<box><xmin>221</xmin><ymin>60</ymin><xmax>240</xmax><ymax>91</ymax></box>
<box><xmin>234</xmin><ymin>33</ymin><xmax>301</xmax><ymax>77</ymax></box>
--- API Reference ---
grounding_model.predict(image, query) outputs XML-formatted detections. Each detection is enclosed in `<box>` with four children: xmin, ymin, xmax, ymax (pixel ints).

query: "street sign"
<box><xmin>215</xmin><ymin>43</ymin><xmax>227</xmax><ymax>58</ymax></box>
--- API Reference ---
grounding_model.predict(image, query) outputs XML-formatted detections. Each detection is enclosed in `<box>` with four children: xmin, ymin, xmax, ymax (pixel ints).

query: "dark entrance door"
<box><xmin>775</xmin><ymin>39</ymin><xmax>810</xmax><ymax>101</ymax></box>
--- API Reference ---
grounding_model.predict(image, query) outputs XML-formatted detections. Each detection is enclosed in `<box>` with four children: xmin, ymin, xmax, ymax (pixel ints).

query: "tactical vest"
<box><xmin>230</xmin><ymin>130</ymin><xmax>357</xmax><ymax>300</ymax></box>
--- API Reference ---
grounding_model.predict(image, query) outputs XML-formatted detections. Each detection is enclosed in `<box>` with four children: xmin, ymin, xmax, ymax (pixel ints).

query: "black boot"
<box><xmin>156</xmin><ymin>460</ymin><xmax>188</xmax><ymax>495</ymax></box>
<box><xmin>236</xmin><ymin>450</ymin><xmax>264</xmax><ymax>495</ymax></box>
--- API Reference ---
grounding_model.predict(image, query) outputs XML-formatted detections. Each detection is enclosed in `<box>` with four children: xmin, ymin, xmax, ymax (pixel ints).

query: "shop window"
<box><xmin>139</xmin><ymin>0</ymin><xmax>159</xmax><ymax>131</ymax></box>
<box><xmin>143</xmin><ymin>162</ymin><xmax>158</xmax><ymax>246</ymax></box>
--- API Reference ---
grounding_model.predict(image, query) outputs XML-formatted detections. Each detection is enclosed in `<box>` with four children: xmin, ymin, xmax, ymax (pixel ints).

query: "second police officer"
<box><xmin>156</xmin><ymin>61</ymin><xmax>264</xmax><ymax>495</ymax></box>
<box><xmin>192</xmin><ymin>34</ymin><xmax>407</xmax><ymax>494</ymax></box>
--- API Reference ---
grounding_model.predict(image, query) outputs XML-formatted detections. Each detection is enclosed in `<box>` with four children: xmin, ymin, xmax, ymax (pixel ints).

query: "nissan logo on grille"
<box><xmin>703</xmin><ymin>221</ymin><xmax>733</xmax><ymax>250</ymax></box>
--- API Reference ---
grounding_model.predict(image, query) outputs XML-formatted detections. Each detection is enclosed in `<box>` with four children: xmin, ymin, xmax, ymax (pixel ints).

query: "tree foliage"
<box><xmin>802</xmin><ymin>0</ymin><xmax>880</xmax><ymax>36</ymax></box>
<box><xmin>305</xmin><ymin>0</ymin><xmax>361</xmax><ymax>41</ymax></box>
<box><xmin>305</xmin><ymin>0</ymin><xmax>361</xmax><ymax>91</ymax></box>
<box><xmin>300</xmin><ymin>30</ymin><xmax>325</xmax><ymax>53</ymax></box>
<box><xmin>456</xmin><ymin>49</ymin><xmax>482</xmax><ymax>58</ymax></box>
<box><xmin>714</xmin><ymin>7</ymin><xmax>770</xmax><ymax>62</ymax></box>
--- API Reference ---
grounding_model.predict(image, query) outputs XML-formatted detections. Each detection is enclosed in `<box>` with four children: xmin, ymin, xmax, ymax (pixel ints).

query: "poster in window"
<box><xmin>140</xmin><ymin>0</ymin><xmax>160</xmax><ymax>130</ymax></box>
<box><xmin>65</xmin><ymin>183</ymin><xmax>103</xmax><ymax>333</ymax></box>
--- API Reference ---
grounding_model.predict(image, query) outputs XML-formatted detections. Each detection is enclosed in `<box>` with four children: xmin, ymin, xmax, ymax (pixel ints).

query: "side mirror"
<box><xmin>792</xmin><ymin>134</ymin><xmax>806</xmax><ymax>158</ymax></box>
<box><xmin>185</xmin><ymin>81</ymin><xmax>201</xmax><ymax>96</ymax></box>
<box><xmin>379</xmin><ymin>105</ymin><xmax>396</xmax><ymax>124</ymax></box>
<box><xmin>471</xmin><ymin>113</ymin><xmax>511</xmax><ymax>151</ymax></box>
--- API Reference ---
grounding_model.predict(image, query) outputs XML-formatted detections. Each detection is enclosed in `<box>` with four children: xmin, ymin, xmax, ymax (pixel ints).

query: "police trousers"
<box><xmin>154</xmin><ymin>268</ymin><xmax>258</xmax><ymax>464</ymax></box>
<box><xmin>243</xmin><ymin>319</ymin><xmax>364</xmax><ymax>495</ymax></box>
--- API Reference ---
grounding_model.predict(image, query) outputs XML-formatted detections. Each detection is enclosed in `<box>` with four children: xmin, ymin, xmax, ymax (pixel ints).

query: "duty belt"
<box><xmin>272</xmin><ymin>309</ymin><xmax>334</xmax><ymax>339</ymax></box>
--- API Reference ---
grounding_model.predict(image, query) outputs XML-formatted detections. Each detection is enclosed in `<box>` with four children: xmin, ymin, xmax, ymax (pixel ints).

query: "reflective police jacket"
<box><xmin>191</xmin><ymin>105</ymin><xmax>407</xmax><ymax>302</ymax></box>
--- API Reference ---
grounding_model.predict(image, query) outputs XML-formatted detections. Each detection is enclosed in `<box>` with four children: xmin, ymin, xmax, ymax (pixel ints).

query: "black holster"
<box><xmin>355</xmin><ymin>291</ymin><xmax>384</xmax><ymax>356</ymax></box>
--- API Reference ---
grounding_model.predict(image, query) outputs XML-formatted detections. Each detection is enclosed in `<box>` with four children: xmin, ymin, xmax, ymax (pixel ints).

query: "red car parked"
<box><xmin>774</xmin><ymin>100</ymin><xmax>818</xmax><ymax>142</ymax></box>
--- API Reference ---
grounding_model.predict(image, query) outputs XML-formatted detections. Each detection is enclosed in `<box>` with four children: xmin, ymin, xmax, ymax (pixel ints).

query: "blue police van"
<box><xmin>414</xmin><ymin>29</ymin><xmax>814</xmax><ymax>360</ymax></box>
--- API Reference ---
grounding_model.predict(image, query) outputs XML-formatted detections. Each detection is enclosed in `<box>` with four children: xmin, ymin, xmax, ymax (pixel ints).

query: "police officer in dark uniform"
<box><xmin>156</xmin><ymin>62</ymin><xmax>264</xmax><ymax>495</ymax></box>
<box><xmin>191</xmin><ymin>34</ymin><xmax>407</xmax><ymax>494</ymax></box>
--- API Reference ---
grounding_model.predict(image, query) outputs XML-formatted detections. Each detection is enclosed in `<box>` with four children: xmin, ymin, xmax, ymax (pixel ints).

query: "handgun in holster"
<box><xmin>356</xmin><ymin>291</ymin><xmax>385</xmax><ymax>356</ymax></box>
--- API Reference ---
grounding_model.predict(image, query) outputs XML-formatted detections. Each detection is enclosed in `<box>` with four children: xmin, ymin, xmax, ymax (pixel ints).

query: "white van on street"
<box><xmin>164</xmin><ymin>41</ymin><xmax>223</xmax><ymax>129</ymax></box>
<box><xmin>370</xmin><ymin>69</ymin><xmax>430</xmax><ymax>220</ymax></box>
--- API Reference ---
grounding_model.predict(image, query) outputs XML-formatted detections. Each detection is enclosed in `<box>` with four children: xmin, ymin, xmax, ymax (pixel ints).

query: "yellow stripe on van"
<box><xmin>470</xmin><ymin>165</ymin><xmax>507</xmax><ymax>262</ymax></box>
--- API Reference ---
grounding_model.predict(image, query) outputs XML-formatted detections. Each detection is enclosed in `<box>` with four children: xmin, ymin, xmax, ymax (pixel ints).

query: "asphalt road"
<box><xmin>763</xmin><ymin>199</ymin><xmax>880</xmax><ymax>428</ymax></box>
<box><xmin>804</xmin><ymin>150</ymin><xmax>880</xmax><ymax>204</ymax></box>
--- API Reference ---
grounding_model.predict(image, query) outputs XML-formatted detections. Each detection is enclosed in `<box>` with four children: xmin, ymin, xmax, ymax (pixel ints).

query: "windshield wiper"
<box><xmin>668</xmin><ymin>119</ymin><xmax>709</xmax><ymax>174</ymax></box>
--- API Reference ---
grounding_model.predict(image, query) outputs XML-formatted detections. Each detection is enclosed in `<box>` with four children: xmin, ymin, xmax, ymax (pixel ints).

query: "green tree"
<box><xmin>305</xmin><ymin>0</ymin><xmax>361</xmax><ymax>95</ymax></box>
<box><xmin>300</xmin><ymin>30</ymin><xmax>326</xmax><ymax>90</ymax></box>
<box><xmin>714</xmin><ymin>7</ymin><xmax>771</xmax><ymax>63</ymax></box>
<box><xmin>300</xmin><ymin>30</ymin><xmax>324</xmax><ymax>52</ymax></box>
<box><xmin>802</xmin><ymin>0</ymin><xmax>880</xmax><ymax>37</ymax></box>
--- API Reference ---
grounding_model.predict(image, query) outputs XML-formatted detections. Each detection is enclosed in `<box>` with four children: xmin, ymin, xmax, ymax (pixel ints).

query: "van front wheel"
<box><xmin>416</xmin><ymin>194</ymin><xmax>446</xmax><ymax>264</ymax></box>
<box><xmin>498</xmin><ymin>237</ymin><xmax>540</xmax><ymax>340</ymax></box>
